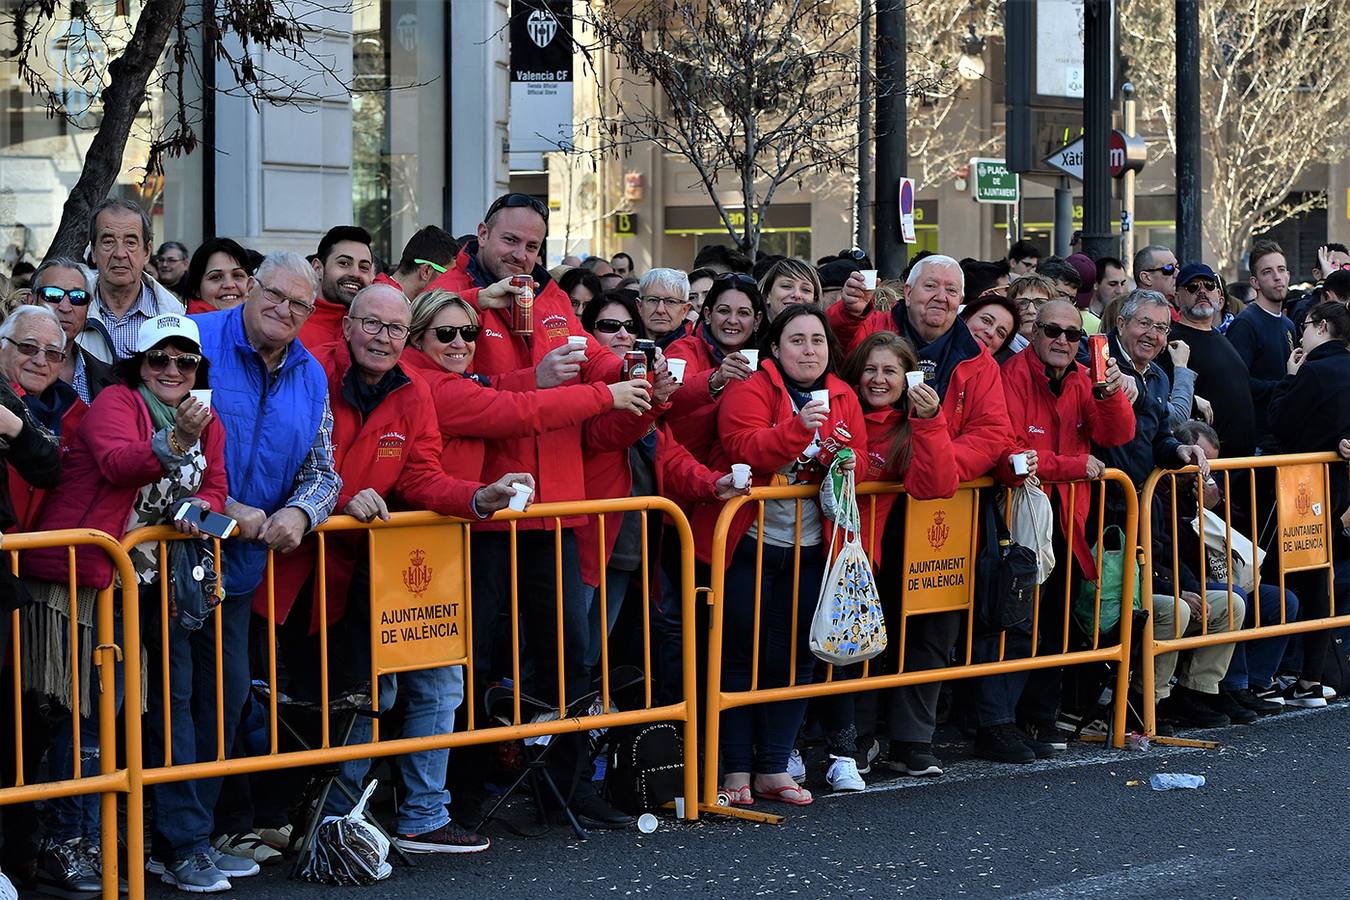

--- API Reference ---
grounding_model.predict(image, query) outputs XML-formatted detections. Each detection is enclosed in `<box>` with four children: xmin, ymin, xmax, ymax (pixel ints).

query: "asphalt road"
<box><xmin>143</xmin><ymin>703</ymin><xmax>1350</xmax><ymax>899</ymax></box>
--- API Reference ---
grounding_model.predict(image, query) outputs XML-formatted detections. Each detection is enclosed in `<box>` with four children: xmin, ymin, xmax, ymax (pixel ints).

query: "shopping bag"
<box><xmin>1073</xmin><ymin>525</ymin><xmax>1142</xmax><ymax>637</ymax></box>
<box><xmin>810</xmin><ymin>454</ymin><xmax>887</xmax><ymax>665</ymax></box>
<box><xmin>1191</xmin><ymin>507</ymin><xmax>1264</xmax><ymax>593</ymax></box>
<box><xmin>299</xmin><ymin>779</ymin><xmax>393</xmax><ymax>885</ymax></box>
<box><xmin>1003</xmin><ymin>477</ymin><xmax>1056</xmax><ymax>584</ymax></box>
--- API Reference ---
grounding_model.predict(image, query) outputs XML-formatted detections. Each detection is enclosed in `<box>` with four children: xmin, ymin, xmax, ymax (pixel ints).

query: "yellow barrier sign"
<box><xmin>370</xmin><ymin>525</ymin><xmax>469</xmax><ymax>670</ymax></box>
<box><xmin>1277</xmin><ymin>463</ymin><xmax>1330</xmax><ymax>569</ymax></box>
<box><xmin>902</xmin><ymin>491</ymin><xmax>977</xmax><ymax>613</ymax></box>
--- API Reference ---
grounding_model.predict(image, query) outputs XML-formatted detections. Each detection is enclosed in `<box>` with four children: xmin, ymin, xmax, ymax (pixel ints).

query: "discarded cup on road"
<box><xmin>1149</xmin><ymin>773</ymin><xmax>1205</xmax><ymax>791</ymax></box>
<box><xmin>637</xmin><ymin>813</ymin><xmax>658</xmax><ymax>834</ymax></box>
<box><xmin>508</xmin><ymin>482</ymin><xmax>533</xmax><ymax>512</ymax></box>
<box><xmin>667</xmin><ymin>358</ymin><xmax>687</xmax><ymax>384</ymax></box>
<box><xmin>731</xmin><ymin>463</ymin><xmax>752</xmax><ymax>489</ymax></box>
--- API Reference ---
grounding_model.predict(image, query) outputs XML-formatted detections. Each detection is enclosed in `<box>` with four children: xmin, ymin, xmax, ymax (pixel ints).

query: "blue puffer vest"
<box><xmin>193</xmin><ymin>307</ymin><xmax>328</xmax><ymax>595</ymax></box>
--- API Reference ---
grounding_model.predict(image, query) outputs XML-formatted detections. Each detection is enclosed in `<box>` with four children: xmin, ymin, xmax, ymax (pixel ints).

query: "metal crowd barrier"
<box><xmin>1137</xmin><ymin>452</ymin><xmax>1350</xmax><ymax>736</ymax></box>
<box><xmin>701</xmin><ymin>472</ymin><xmax>1140</xmax><ymax>820</ymax></box>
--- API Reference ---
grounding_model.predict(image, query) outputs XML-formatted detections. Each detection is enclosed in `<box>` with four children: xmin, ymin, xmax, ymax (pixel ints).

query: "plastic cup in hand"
<box><xmin>739</xmin><ymin>349</ymin><xmax>759</xmax><ymax>369</ymax></box>
<box><xmin>567</xmin><ymin>335</ymin><xmax>588</xmax><ymax>358</ymax></box>
<box><xmin>1011</xmin><ymin>453</ymin><xmax>1029</xmax><ymax>476</ymax></box>
<box><xmin>667</xmin><ymin>358</ymin><xmax>687</xmax><ymax>384</ymax></box>
<box><xmin>189</xmin><ymin>389</ymin><xmax>212</xmax><ymax>407</ymax></box>
<box><xmin>731</xmin><ymin>463</ymin><xmax>752</xmax><ymax>489</ymax></box>
<box><xmin>860</xmin><ymin>269</ymin><xmax>878</xmax><ymax>290</ymax></box>
<box><xmin>905</xmin><ymin>371</ymin><xmax>924</xmax><ymax>391</ymax></box>
<box><xmin>809</xmin><ymin>389</ymin><xmax>830</xmax><ymax>411</ymax></box>
<box><xmin>508</xmin><ymin>482</ymin><xmax>533</xmax><ymax>512</ymax></box>
<box><xmin>637</xmin><ymin>813</ymin><xmax>658</xmax><ymax>834</ymax></box>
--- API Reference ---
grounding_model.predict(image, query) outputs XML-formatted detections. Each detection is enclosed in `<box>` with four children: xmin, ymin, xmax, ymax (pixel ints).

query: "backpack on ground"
<box><xmin>604</xmin><ymin>722</ymin><xmax>683</xmax><ymax>816</ymax></box>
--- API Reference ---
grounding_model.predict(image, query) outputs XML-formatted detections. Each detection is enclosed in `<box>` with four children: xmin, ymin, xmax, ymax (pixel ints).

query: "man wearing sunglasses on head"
<box><xmin>382</xmin><ymin>225</ymin><xmax>459</xmax><ymax>303</ymax></box>
<box><xmin>1226</xmin><ymin>240</ymin><xmax>1296</xmax><ymax>454</ymax></box>
<box><xmin>1133</xmin><ymin>245</ymin><xmax>1180</xmax><ymax>313</ymax></box>
<box><xmin>31</xmin><ymin>257</ymin><xmax>117</xmax><ymax>403</ymax></box>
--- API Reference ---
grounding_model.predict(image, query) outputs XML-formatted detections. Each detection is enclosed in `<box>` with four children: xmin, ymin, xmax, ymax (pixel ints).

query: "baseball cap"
<box><xmin>1066</xmin><ymin>253</ymin><xmax>1097</xmax><ymax>309</ymax></box>
<box><xmin>817</xmin><ymin>258</ymin><xmax>862</xmax><ymax>290</ymax></box>
<box><xmin>137</xmin><ymin>313</ymin><xmax>201</xmax><ymax>354</ymax></box>
<box><xmin>1176</xmin><ymin>262</ymin><xmax>1218</xmax><ymax>286</ymax></box>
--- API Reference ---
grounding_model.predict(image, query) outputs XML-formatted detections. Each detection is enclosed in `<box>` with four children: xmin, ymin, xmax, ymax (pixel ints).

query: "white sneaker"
<box><xmin>0</xmin><ymin>867</ymin><xmax>16</xmax><ymax>900</ymax></box>
<box><xmin>1324</xmin><ymin>684</ymin><xmax>1338</xmax><ymax>700</ymax></box>
<box><xmin>787</xmin><ymin>748</ymin><xmax>807</xmax><ymax>784</ymax></box>
<box><xmin>825</xmin><ymin>755</ymin><xmax>866</xmax><ymax>792</ymax></box>
<box><xmin>213</xmin><ymin>832</ymin><xmax>282</xmax><ymax>865</ymax></box>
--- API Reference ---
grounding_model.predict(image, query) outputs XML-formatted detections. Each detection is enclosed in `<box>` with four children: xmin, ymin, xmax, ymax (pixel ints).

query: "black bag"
<box><xmin>974</xmin><ymin>489</ymin><xmax>1038</xmax><ymax>633</ymax></box>
<box><xmin>604</xmin><ymin>722</ymin><xmax>683</xmax><ymax>815</ymax></box>
<box><xmin>1321</xmin><ymin>636</ymin><xmax>1350</xmax><ymax>698</ymax></box>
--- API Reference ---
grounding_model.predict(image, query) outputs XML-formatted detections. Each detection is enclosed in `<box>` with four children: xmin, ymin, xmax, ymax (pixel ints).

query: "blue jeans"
<box><xmin>584</xmin><ymin>568</ymin><xmax>634</xmax><ymax>672</ymax></box>
<box><xmin>720</xmin><ymin>539</ymin><xmax>823</xmax><ymax>774</ymax></box>
<box><xmin>145</xmin><ymin>592</ymin><xmax>253</xmax><ymax>860</ymax></box>
<box><xmin>1216</xmin><ymin>583</ymin><xmax>1299</xmax><ymax>691</ymax></box>
<box><xmin>46</xmin><ymin>610</ymin><xmax>125</xmax><ymax>842</ymax></box>
<box><xmin>323</xmin><ymin>665</ymin><xmax>465</xmax><ymax>835</ymax></box>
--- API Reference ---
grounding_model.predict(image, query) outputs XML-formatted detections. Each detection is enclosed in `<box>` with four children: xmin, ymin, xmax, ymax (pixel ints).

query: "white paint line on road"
<box><xmin>1007</xmin><ymin>854</ymin><xmax>1223</xmax><ymax>899</ymax></box>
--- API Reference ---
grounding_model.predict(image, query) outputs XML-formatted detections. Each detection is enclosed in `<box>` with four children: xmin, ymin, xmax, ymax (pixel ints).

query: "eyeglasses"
<box><xmin>1128</xmin><ymin>318</ymin><xmax>1172</xmax><ymax>335</ymax></box>
<box><xmin>431</xmin><ymin>324</ymin><xmax>479</xmax><ymax>343</ymax></box>
<box><xmin>2</xmin><ymin>337</ymin><xmax>65</xmax><ymax>364</ymax></box>
<box><xmin>839</xmin><ymin>248</ymin><xmax>868</xmax><ymax>261</ymax></box>
<box><xmin>1183</xmin><ymin>279</ymin><xmax>1218</xmax><ymax>293</ymax></box>
<box><xmin>1143</xmin><ymin>264</ymin><xmax>1179</xmax><ymax>277</ymax></box>
<box><xmin>145</xmin><ymin>349</ymin><xmax>201</xmax><ymax>373</ymax></box>
<box><xmin>36</xmin><ymin>286</ymin><xmax>91</xmax><ymax>307</ymax></box>
<box><xmin>349</xmin><ymin>316</ymin><xmax>410</xmax><ymax>341</ymax></box>
<box><xmin>413</xmin><ymin>258</ymin><xmax>448</xmax><ymax>274</ymax></box>
<box><xmin>258</xmin><ymin>284</ymin><xmax>316</xmax><ymax>317</ymax></box>
<box><xmin>713</xmin><ymin>272</ymin><xmax>758</xmax><ymax>289</ymax></box>
<box><xmin>1036</xmin><ymin>323</ymin><xmax>1086</xmax><ymax>342</ymax></box>
<box><xmin>593</xmin><ymin>318</ymin><xmax>636</xmax><ymax>334</ymax></box>
<box><xmin>485</xmin><ymin>192</ymin><xmax>550</xmax><ymax>224</ymax></box>
<box><xmin>640</xmin><ymin>295</ymin><xmax>686</xmax><ymax>308</ymax></box>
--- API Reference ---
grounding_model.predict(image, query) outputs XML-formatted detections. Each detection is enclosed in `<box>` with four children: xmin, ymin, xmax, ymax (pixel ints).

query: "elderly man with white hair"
<box><xmin>827</xmin><ymin>254</ymin><xmax>1015</xmax><ymax>779</ymax></box>
<box><xmin>636</xmin><ymin>267</ymin><xmax>692</xmax><ymax>348</ymax></box>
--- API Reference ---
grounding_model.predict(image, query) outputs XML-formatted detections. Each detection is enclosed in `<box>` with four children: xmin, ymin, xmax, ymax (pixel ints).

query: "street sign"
<box><xmin>612</xmin><ymin>212</ymin><xmax>638</xmax><ymax>236</ymax></box>
<box><xmin>1044</xmin><ymin>130</ymin><xmax>1147</xmax><ymax>181</ymax></box>
<box><xmin>899</xmin><ymin>178</ymin><xmax>916</xmax><ymax>243</ymax></box>
<box><xmin>970</xmin><ymin>158</ymin><xmax>1019</xmax><ymax>204</ymax></box>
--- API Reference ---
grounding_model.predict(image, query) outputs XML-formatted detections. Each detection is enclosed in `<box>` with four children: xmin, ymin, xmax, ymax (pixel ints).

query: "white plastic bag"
<box><xmin>299</xmin><ymin>779</ymin><xmax>393</xmax><ymax>885</ymax></box>
<box><xmin>1192</xmin><ymin>507</ymin><xmax>1265</xmax><ymax>593</ymax></box>
<box><xmin>1004</xmin><ymin>477</ymin><xmax>1056</xmax><ymax>585</ymax></box>
<box><xmin>810</xmin><ymin>458</ymin><xmax>887</xmax><ymax>665</ymax></box>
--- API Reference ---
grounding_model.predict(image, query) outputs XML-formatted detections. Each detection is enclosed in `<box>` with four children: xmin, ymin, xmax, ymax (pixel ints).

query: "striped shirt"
<box><xmin>93</xmin><ymin>282</ymin><xmax>161</xmax><ymax>359</ymax></box>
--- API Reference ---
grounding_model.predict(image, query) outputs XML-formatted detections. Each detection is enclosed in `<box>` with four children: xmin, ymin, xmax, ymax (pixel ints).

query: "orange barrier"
<box><xmin>1138</xmin><ymin>452</ymin><xmax>1350</xmax><ymax>735</ymax></box>
<box><xmin>701</xmin><ymin>472</ymin><xmax>1140</xmax><ymax>817</ymax></box>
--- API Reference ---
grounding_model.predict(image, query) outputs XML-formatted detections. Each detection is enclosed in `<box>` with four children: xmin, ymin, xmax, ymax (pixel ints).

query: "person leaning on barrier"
<box><xmin>974</xmin><ymin>299</ymin><xmax>1136</xmax><ymax>763</ymax></box>
<box><xmin>30</xmin><ymin>257</ymin><xmax>117</xmax><ymax>403</ymax></box>
<box><xmin>22</xmin><ymin>313</ymin><xmax>229</xmax><ymax>893</ymax></box>
<box><xmin>270</xmin><ymin>282</ymin><xmax>531</xmax><ymax>857</ymax></box>
<box><xmin>691</xmin><ymin>305</ymin><xmax>868</xmax><ymax>809</ymax></box>
<box><xmin>1267</xmin><ymin>299</ymin><xmax>1350</xmax><ymax>707</ymax></box>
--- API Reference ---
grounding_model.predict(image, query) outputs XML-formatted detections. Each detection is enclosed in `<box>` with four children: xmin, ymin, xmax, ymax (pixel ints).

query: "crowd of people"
<box><xmin>0</xmin><ymin>194</ymin><xmax>1347</xmax><ymax>896</ymax></box>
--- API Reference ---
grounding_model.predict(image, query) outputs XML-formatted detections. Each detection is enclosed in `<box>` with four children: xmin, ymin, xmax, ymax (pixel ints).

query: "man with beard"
<box><xmin>1163</xmin><ymin>263</ymin><xmax>1257</xmax><ymax>459</ymax></box>
<box><xmin>1226</xmin><ymin>240</ymin><xmax>1296</xmax><ymax>451</ymax></box>
<box><xmin>299</xmin><ymin>225</ymin><xmax>375</xmax><ymax>350</ymax></box>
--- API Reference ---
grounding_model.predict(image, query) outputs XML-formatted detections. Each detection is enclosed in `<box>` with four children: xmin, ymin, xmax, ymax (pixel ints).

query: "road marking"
<box><xmin>1008</xmin><ymin>854</ymin><xmax>1223</xmax><ymax>898</ymax></box>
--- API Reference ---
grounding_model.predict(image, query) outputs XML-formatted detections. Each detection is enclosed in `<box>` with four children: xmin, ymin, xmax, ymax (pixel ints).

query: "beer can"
<box><xmin>635</xmin><ymin>338</ymin><xmax>656</xmax><ymax>371</ymax></box>
<box><xmin>510</xmin><ymin>274</ymin><xmax>535</xmax><ymax>335</ymax></box>
<box><xmin>1089</xmin><ymin>333</ymin><xmax>1109</xmax><ymax>391</ymax></box>
<box><xmin>622</xmin><ymin>350</ymin><xmax>650</xmax><ymax>383</ymax></box>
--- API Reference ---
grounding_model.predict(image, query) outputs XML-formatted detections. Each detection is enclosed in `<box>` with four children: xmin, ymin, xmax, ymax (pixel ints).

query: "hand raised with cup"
<box><xmin>536</xmin><ymin>342</ymin><xmax>584</xmax><ymax>388</ymax></box>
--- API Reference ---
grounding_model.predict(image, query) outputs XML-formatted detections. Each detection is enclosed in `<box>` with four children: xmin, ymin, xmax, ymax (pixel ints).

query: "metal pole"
<box><xmin>874</xmin><ymin>0</ymin><xmax>906</xmax><ymax>278</ymax></box>
<box><xmin>1054</xmin><ymin>178</ymin><xmax>1074</xmax><ymax>258</ymax></box>
<box><xmin>856</xmin><ymin>0</ymin><xmax>872</xmax><ymax>254</ymax></box>
<box><xmin>1122</xmin><ymin>82</ymin><xmax>1137</xmax><ymax>264</ymax></box>
<box><xmin>1176</xmin><ymin>0</ymin><xmax>1202</xmax><ymax>262</ymax></box>
<box><xmin>1081</xmin><ymin>0</ymin><xmax>1114</xmax><ymax>262</ymax></box>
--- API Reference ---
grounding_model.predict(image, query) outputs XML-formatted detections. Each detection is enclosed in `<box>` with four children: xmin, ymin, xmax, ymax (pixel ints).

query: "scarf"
<box><xmin>137</xmin><ymin>384</ymin><xmax>178</xmax><ymax>432</ymax></box>
<box><xmin>892</xmin><ymin>306</ymin><xmax>961</xmax><ymax>399</ymax></box>
<box><xmin>22</xmin><ymin>379</ymin><xmax>77</xmax><ymax>437</ymax></box>
<box><xmin>700</xmin><ymin>326</ymin><xmax>730</xmax><ymax>365</ymax></box>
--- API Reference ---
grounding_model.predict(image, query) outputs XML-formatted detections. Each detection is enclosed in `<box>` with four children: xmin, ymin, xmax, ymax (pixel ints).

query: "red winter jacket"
<box><xmin>297</xmin><ymin>296</ymin><xmax>348</xmax><ymax>353</ymax></box>
<box><xmin>827</xmin><ymin>302</ymin><xmax>1013</xmax><ymax>481</ymax></box>
<box><xmin>8</xmin><ymin>388</ymin><xmax>88</xmax><ymax>533</ymax></box>
<box><xmin>998</xmin><ymin>346</ymin><xmax>1137</xmax><ymax>576</ymax></box>
<box><xmin>401</xmin><ymin>347</ymin><xmax>615</xmax><ymax>481</ymax></box>
<box><xmin>425</xmin><ymin>243</ymin><xmax>622</xmax><ymax>528</ymax></box>
<box><xmin>690</xmin><ymin>362</ymin><xmax>869</xmax><ymax>566</ymax></box>
<box><xmin>23</xmin><ymin>385</ymin><xmax>228</xmax><ymax>589</ymax></box>
<box><xmin>856</xmin><ymin>405</ymin><xmax>959</xmax><ymax>565</ymax></box>
<box><xmin>268</xmin><ymin>342</ymin><xmax>483</xmax><ymax>630</ymax></box>
<box><xmin>663</xmin><ymin>332</ymin><xmax>737</xmax><ymax>462</ymax></box>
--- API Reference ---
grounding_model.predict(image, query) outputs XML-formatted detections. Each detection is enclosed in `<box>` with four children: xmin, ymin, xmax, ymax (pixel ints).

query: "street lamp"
<box><xmin>957</xmin><ymin>24</ymin><xmax>985</xmax><ymax>80</ymax></box>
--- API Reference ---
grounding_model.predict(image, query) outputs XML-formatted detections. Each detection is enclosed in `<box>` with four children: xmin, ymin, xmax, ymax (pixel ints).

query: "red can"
<box><xmin>1088</xmin><ymin>333</ymin><xmax>1109</xmax><ymax>393</ymax></box>
<box><xmin>510</xmin><ymin>274</ymin><xmax>535</xmax><ymax>335</ymax></box>
<box><xmin>622</xmin><ymin>350</ymin><xmax>650</xmax><ymax>383</ymax></box>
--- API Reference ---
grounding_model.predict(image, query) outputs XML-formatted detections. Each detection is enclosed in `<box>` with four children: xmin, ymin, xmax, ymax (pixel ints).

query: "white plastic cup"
<box><xmin>731</xmin><ymin>463</ymin><xmax>752</xmax><ymax>489</ymax></box>
<box><xmin>810</xmin><ymin>389</ymin><xmax>830</xmax><ymax>411</ymax></box>
<box><xmin>508</xmin><ymin>482</ymin><xmax>533</xmax><ymax>512</ymax></box>
<box><xmin>637</xmin><ymin>813</ymin><xmax>658</xmax><ymax>834</ymax></box>
<box><xmin>905</xmin><ymin>371</ymin><xmax>924</xmax><ymax>391</ymax></box>
<box><xmin>666</xmin><ymin>358</ymin><xmax>687</xmax><ymax>384</ymax></box>
<box><xmin>567</xmin><ymin>335</ymin><xmax>587</xmax><ymax>351</ymax></box>
<box><xmin>189</xmin><ymin>389</ymin><xmax>212</xmax><ymax>407</ymax></box>
<box><xmin>860</xmin><ymin>269</ymin><xmax>878</xmax><ymax>290</ymax></box>
<box><xmin>674</xmin><ymin>796</ymin><xmax>686</xmax><ymax>818</ymax></box>
<box><xmin>739</xmin><ymin>349</ymin><xmax>759</xmax><ymax>369</ymax></box>
<box><xmin>1012</xmin><ymin>453</ymin><xmax>1029</xmax><ymax>476</ymax></box>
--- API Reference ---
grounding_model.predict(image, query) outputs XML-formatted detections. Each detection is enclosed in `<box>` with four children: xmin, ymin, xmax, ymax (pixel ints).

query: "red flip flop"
<box><xmin>753</xmin><ymin>784</ymin><xmax>813</xmax><ymax>806</ymax></box>
<box><xmin>721</xmin><ymin>784</ymin><xmax>754</xmax><ymax>806</ymax></box>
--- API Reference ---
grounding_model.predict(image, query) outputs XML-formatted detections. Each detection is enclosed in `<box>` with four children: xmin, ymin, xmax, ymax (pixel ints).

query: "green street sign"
<box><xmin>971</xmin><ymin>158</ymin><xmax>1019</xmax><ymax>204</ymax></box>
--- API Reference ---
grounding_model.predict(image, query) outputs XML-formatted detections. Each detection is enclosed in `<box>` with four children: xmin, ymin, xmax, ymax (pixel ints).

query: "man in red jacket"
<box><xmin>298</xmin><ymin>226</ymin><xmax>375</xmax><ymax>351</ymax></box>
<box><xmin>828</xmin><ymin>255</ymin><xmax>1015</xmax><ymax>778</ymax></box>
<box><xmin>285</xmin><ymin>282</ymin><xmax>531</xmax><ymax>855</ymax></box>
<box><xmin>423</xmin><ymin>193</ymin><xmax>638</xmax><ymax>829</ymax></box>
<box><xmin>973</xmin><ymin>298</ymin><xmax>1135</xmax><ymax>764</ymax></box>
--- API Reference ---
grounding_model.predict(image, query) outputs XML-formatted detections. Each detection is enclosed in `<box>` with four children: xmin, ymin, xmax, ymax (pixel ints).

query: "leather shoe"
<box><xmin>571</xmin><ymin>794</ymin><xmax>636</xmax><ymax>829</ymax></box>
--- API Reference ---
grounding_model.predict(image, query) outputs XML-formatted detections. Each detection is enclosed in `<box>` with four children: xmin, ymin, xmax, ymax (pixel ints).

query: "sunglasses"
<box><xmin>485</xmin><ymin>192</ymin><xmax>550</xmax><ymax>224</ymax></box>
<box><xmin>593</xmin><ymin>318</ymin><xmax>636</xmax><ymax>334</ymax></box>
<box><xmin>713</xmin><ymin>272</ymin><xmax>758</xmax><ymax>288</ymax></box>
<box><xmin>36</xmin><ymin>286</ymin><xmax>91</xmax><ymax>306</ymax></box>
<box><xmin>1036</xmin><ymin>323</ymin><xmax>1086</xmax><ymax>343</ymax></box>
<box><xmin>432</xmin><ymin>324</ymin><xmax>479</xmax><ymax>343</ymax></box>
<box><xmin>3</xmin><ymin>337</ymin><xmax>65</xmax><ymax>364</ymax></box>
<box><xmin>413</xmin><ymin>258</ymin><xmax>448</xmax><ymax>274</ymax></box>
<box><xmin>1143</xmin><ymin>264</ymin><xmax>1179</xmax><ymax>277</ymax></box>
<box><xmin>1183</xmin><ymin>279</ymin><xmax>1218</xmax><ymax>293</ymax></box>
<box><xmin>145</xmin><ymin>349</ymin><xmax>201</xmax><ymax>373</ymax></box>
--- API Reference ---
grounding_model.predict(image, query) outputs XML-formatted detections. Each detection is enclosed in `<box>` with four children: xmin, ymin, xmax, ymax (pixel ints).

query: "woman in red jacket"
<box><xmin>181</xmin><ymin>238</ymin><xmax>254</xmax><ymax>315</ymax></box>
<box><xmin>23</xmin><ymin>315</ymin><xmax>227</xmax><ymax>890</ymax></box>
<box><xmin>698</xmin><ymin>306</ymin><xmax>867</xmax><ymax>807</ymax></box>
<box><xmin>402</xmin><ymin>289</ymin><xmax>652</xmax><ymax>481</ymax></box>
<box><xmin>664</xmin><ymin>274</ymin><xmax>763</xmax><ymax>460</ymax></box>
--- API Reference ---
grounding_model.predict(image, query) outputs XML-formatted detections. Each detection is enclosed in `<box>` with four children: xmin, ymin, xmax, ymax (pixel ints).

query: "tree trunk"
<box><xmin>46</xmin><ymin>0</ymin><xmax>188</xmax><ymax>260</ymax></box>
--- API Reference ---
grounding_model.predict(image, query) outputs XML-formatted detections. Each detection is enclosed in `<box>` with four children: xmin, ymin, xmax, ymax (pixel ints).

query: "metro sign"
<box><xmin>1044</xmin><ymin>129</ymin><xmax>1146</xmax><ymax>181</ymax></box>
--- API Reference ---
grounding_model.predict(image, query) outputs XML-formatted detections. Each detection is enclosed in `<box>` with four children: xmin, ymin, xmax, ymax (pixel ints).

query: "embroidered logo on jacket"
<box><xmin>377</xmin><ymin>431</ymin><xmax>407</xmax><ymax>460</ymax></box>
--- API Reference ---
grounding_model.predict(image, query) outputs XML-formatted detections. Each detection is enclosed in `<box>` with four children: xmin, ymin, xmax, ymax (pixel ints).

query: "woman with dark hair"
<box><xmin>664</xmin><ymin>273</ymin><xmax>765</xmax><ymax>459</ymax></box>
<box><xmin>692</xmin><ymin>305</ymin><xmax>867</xmax><ymax>807</ymax></box>
<box><xmin>182</xmin><ymin>238</ymin><xmax>254</xmax><ymax>315</ymax></box>
<box><xmin>23</xmin><ymin>314</ymin><xmax>232</xmax><ymax>891</ymax></box>
<box><xmin>758</xmin><ymin>258</ymin><xmax>822</xmax><ymax>320</ymax></box>
<box><xmin>559</xmin><ymin>266</ymin><xmax>605</xmax><ymax>316</ymax></box>
<box><xmin>960</xmin><ymin>291</ymin><xmax>1021</xmax><ymax>359</ymax></box>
